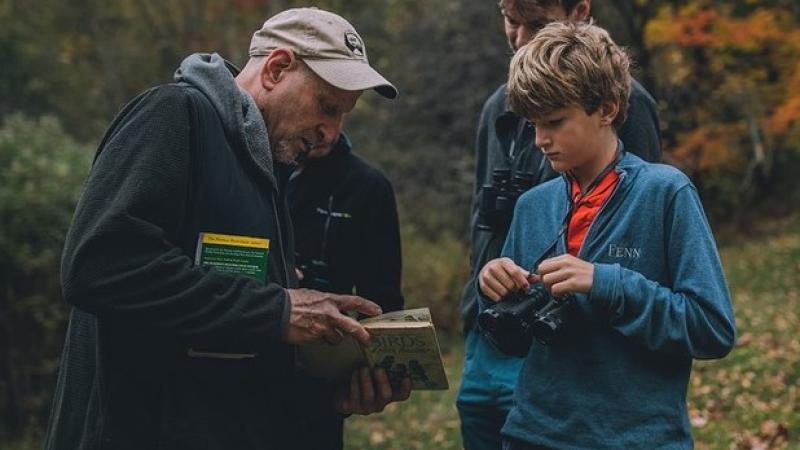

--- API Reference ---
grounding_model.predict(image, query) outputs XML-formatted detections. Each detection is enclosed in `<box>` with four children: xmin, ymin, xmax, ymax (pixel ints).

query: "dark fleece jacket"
<box><xmin>44</xmin><ymin>53</ymin><xmax>335</xmax><ymax>450</ymax></box>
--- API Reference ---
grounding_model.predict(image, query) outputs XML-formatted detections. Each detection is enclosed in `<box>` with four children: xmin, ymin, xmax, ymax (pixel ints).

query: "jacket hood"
<box><xmin>174</xmin><ymin>53</ymin><xmax>277</xmax><ymax>187</ymax></box>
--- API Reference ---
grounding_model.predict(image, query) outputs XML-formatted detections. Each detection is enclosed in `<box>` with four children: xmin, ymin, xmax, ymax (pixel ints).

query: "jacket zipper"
<box><xmin>319</xmin><ymin>195</ymin><xmax>334</xmax><ymax>261</ymax></box>
<box><xmin>576</xmin><ymin>169</ymin><xmax>626</xmax><ymax>259</ymax></box>
<box><xmin>271</xmin><ymin>195</ymin><xmax>291</xmax><ymax>286</ymax></box>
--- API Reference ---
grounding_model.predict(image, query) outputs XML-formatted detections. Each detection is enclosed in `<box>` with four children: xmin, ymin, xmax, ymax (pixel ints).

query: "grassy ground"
<box><xmin>344</xmin><ymin>215</ymin><xmax>800</xmax><ymax>450</ymax></box>
<box><xmin>2</xmin><ymin>216</ymin><xmax>798</xmax><ymax>450</ymax></box>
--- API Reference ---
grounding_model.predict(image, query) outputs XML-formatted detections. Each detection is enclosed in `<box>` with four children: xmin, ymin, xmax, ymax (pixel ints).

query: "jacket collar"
<box><xmin>559</xmin><ymin>141</ymin><xmax>646</xmax><ymax>200</ymax></box>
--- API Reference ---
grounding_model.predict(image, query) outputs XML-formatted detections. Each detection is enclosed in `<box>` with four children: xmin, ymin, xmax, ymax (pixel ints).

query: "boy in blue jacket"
<box><xmin>477</xmin><ymin>21</ymin><xmax>736</xmax><ymax>449</ymax></box>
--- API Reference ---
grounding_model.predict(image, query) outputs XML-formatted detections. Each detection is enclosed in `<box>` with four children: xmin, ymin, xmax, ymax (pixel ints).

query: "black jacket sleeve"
<box><xmin>459</xmin><ymin>85</ymin><xmax>504</xmax><ymax>331</ymax></box>
<box><xmin>60</xmin><ymin>85</ymin><xmax>288</xmax><ymax>352</ymax></box>
<box><xmin>352</xmin><ymin>175</ymin><xmax>404</xmax><ymax>313</ymax></box>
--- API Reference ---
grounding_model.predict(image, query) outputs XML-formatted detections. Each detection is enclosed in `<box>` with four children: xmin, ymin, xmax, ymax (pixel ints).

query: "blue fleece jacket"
<box><xmin>497</xmin><ymin>152</ymin><xmax>736</xmax><ymax>449</ymax></box>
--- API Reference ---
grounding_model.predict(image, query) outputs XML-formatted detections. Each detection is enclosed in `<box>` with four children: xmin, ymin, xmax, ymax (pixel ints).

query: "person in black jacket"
<box><xmin>289</xmin><ymin>133</ymin><xmax>403</xmax><ymax>312</ymax></box>
<box><xmin>456</xmin><ymin>1</ymin><xmax>663</xmax><ymax>449</ymax></box>
<box><xmin>287</xmin><ymin>133</ymin><xmax>404</xmax><ymax>449</ymax></box>
<box><xmin>45</xmin><ymin>8</ymin><xmax>409</xmax><ymax>450</ymax></box>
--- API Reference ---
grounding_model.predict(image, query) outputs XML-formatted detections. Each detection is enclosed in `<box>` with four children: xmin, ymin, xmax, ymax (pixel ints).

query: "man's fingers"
<box><xmin>331</xmin><ymin>294</ymin><xmax>382</xmax><ymax>317</ymax></box>
<box><xmin>334</xmin><ymin>384</ymin><xmax>350</xmax><ymax>413</ymax></box>
<box><xmin>329</xmin><ymin>313</ymin><xmax>371</xmax><ymax>345</ymax></box>
<box><xmin>338</xmin><ymin>369</ymin><xmax>412</xmax><ymax>415</ymax></box>
<box><xmin>393</xmin><ymin>377</ymin><xmax>412</xmax><ymax>402</ymax></box>
<box><xmin>323</xmin><ymin>327</ymin><xmax>344</xmax><ymax>345</ymax></box>
<box><xmin>348</xmin><ymin>369</ymin><xmax>361</xmax><ymax>409</ymax></box>
<box><xmin>359</xmin><ymin>367</ymin><xmax>375</xmax><ymax>406</ymax></box>
<box><xmin>374</xmin><ymin>368</ymin><xmax>393</xmax><ymax>403</ymax></box>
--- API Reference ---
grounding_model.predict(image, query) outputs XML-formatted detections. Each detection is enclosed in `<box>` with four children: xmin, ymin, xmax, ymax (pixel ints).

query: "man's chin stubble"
<box><xmin>273</xmin><ymin>140</ymin><xmax>299</xmax><ymax>164</ymax></box>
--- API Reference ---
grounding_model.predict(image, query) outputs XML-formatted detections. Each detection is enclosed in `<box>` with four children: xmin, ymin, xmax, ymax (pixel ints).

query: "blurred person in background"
<box><xmin>288</xmin><ymin>131</ymin><xmax>404</xmax><ymax>449</ymax></box>
<box><xmin>456</xmin><ymin>1</ymin><xmax>662</xmax><ymax>448</ymax></box>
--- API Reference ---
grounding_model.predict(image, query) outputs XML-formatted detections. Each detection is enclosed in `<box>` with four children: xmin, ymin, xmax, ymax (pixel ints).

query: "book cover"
<box><xmin>190</xmin><ymin>232</ymin><xmax>270</xmax><ymax>359</ymax></box>
<box><xmin>299</xmin><ymin>307</ymin><xmax>449</xmax><ymax>390</ymax></box>
<box><xmin>195</xmin><ymin>232</ymin><xmax>270</xmax><ymax>283</ymax></box>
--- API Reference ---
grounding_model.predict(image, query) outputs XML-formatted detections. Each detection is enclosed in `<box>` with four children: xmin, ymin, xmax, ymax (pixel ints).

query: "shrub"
<box><xmin>0</xmin><ymin>114</ymin><xmax>91</xmax><ymax>437</ymax></box>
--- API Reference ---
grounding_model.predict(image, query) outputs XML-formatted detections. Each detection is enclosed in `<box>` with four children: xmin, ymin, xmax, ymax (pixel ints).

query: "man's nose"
<box><xmin>318</xmin><ymin>118</ymin><xmax>344</xmax><ymax>147</ymax></box>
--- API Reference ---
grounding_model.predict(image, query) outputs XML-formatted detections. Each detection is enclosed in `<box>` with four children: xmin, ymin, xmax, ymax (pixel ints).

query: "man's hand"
<box><xmin>283</xmin><ymin>289</ymin><xmax>381</xmax><ymax>345</ymax></box>
<box><xmin>478</xmin><ymin>257</ymin><xmax>533</xmax><ymax>302</ymax></box>
<box><xmin>334</xmin><ymin>367</ymin><xmax>412</xmax><ymax>415</ymax></box>
<box><xmin>530</xmin><ymin>254</ymin><xmax>594</xmax><ymax>297</ymax></box>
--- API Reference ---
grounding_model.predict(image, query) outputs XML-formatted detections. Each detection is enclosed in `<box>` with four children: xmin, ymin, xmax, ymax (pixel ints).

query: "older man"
<box><xmin>45</xmin><ymin>8</ymin><xmax>408</xmax><ymax>450</ymax></box>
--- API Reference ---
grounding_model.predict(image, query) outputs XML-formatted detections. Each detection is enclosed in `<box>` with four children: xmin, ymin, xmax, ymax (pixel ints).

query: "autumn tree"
<box><xmin>645</xmin><ymin>1</ymin><xmax>800</xmax><ymax>218</ymax></box>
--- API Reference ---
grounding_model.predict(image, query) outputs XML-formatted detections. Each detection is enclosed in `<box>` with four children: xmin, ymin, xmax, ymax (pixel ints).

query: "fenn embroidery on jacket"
<box><xmin>607</xmin><ymin>243</ymin><xmax>643</xmax><ymax>259</ymax></box>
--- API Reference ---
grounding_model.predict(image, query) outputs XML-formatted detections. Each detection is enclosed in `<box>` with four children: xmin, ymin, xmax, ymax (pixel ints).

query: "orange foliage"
<box><xmin>768</xmin><ymin>62</ymin><xmax>800</xmax><ymax>136</ymax></box>
<box><xmin>715</xmin><ymin>9</ymin><xmax>784</xmax><ymax>49</ymax></box>
<box><xmin>645</xmin><ymin>5</ymin><xmax>719</xmax><ymax>48</ymax></box>
<box><xmin>672</xmin><ymin>126</ymin><xmax>738</xmax><ymax>170</ymax></box>
<box><xmin>769</xmin><ymin>96</ymin><xmax>800</xmax><ymax>136</ymax></box>
<box><xmin>647</xmin><ymin>6</ymin><xmax>786</xmax><ymax>50</ymax></box>
<box><xmin>674</xmin><ymin>8</ymin><xmax>719</xmax><ymax>47</ymax></box>
<box><xmin>646</xmin><ymin>3</ymin><xmax>800</xmax><ymax>170</ymax></box>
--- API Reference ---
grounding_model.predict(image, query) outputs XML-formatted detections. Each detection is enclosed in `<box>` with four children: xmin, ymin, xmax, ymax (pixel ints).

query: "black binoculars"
<box><xmin>477</xmin><ymin>169</ymin><xmax>535</xmax><ymax>232</ymax></box>
<box><xmin>296</xmin><ymin>257</ymin><xmax>332</xmax><ymax>291</ymax></box>
<box><xmin>477</xmin><ymin>284</ymin><xmax>575</xmax><ymax>357</ymax></box>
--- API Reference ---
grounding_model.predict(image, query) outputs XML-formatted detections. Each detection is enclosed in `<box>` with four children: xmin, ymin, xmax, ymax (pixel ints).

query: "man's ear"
<box><xmin>568</xmin><ymin>0</ymin><xmax>591</xmax><ymax>22</ymax></box>
<box><xmin>261</xmin><ymin>48</ymin><xmax>298</xmax><ymax>91</ymax></box>
<box><xmin>598</xmin><ymin>100</ymin><xmax>620</xmax><ymax>126</ymax></box>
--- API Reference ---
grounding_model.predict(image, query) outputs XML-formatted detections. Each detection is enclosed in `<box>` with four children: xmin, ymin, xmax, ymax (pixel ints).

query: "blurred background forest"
<box><xmin>2</xmin><ymin>0</ymin><xmax>800</xmax><ymax>448</ymax></box>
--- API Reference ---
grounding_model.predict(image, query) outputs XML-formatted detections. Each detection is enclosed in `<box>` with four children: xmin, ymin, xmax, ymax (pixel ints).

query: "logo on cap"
<box><xmin>344</xmin><ymin>31</ymin><xmax>364</xmax><ymax>57</ymax></box>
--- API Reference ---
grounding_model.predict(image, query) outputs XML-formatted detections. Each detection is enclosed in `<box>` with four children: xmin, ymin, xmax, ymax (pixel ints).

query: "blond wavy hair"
<box><xmin>507</xmin><ymin>21</ymin><xmax>631</xmax><ymax>128</ymax></box>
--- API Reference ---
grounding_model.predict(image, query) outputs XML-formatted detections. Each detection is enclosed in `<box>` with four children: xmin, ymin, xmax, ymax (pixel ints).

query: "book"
<box><xmin>299</xmin><ymin>307</ymin><xmax>450</xmax><ymax>390</ymax></box>
<box><xmin>190</xmin><ymin>232</ymin><xmax>271</xmax><ymax>359</ymax></box>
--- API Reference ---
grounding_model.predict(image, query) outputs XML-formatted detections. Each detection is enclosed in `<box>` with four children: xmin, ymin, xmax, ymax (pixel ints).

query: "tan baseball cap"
<box><xmin>249</xmin><ymin>7</ymin><xmax>398</xmax><ymax>99</ymax></box>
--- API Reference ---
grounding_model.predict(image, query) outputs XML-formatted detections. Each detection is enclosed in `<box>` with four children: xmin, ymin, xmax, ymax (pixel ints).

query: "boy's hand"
<box><xmin>530</xmin><ymin>255</ymin><xmax>594</xmax><ymax>297</ymax></box>
<box><xmin>478</xmin><ymin>257</ymin><xmax>532</xmax><ymax>302</ymax></box>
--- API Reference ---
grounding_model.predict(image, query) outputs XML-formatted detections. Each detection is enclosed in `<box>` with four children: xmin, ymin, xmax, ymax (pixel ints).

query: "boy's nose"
<box><xmin>535</xmin><ymin>132</ymin><xmax>551</xmax><ymax>150</ymax></box>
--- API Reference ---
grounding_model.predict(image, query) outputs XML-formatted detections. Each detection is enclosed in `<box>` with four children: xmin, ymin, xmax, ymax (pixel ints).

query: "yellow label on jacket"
<box><xmin>201</xmin><ymin>232</ymin><xmax>270</xmax><ymax>250</ymax></box>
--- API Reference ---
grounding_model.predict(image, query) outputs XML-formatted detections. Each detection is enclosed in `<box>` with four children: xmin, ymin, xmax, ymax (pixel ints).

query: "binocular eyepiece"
<box><xmin>477</xmin><ymin>285</ymin><xmax>575</xmax><ymax>357</ymax></box>
<box><xmin>477</xmin><ymin>169</ymin><xmax>535</xmax><ymax>232</ymax></box>
<box><xmin>296</xmin><ymin>257</ymin><xmax>332</xmax><ymax>291</ymax></box>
